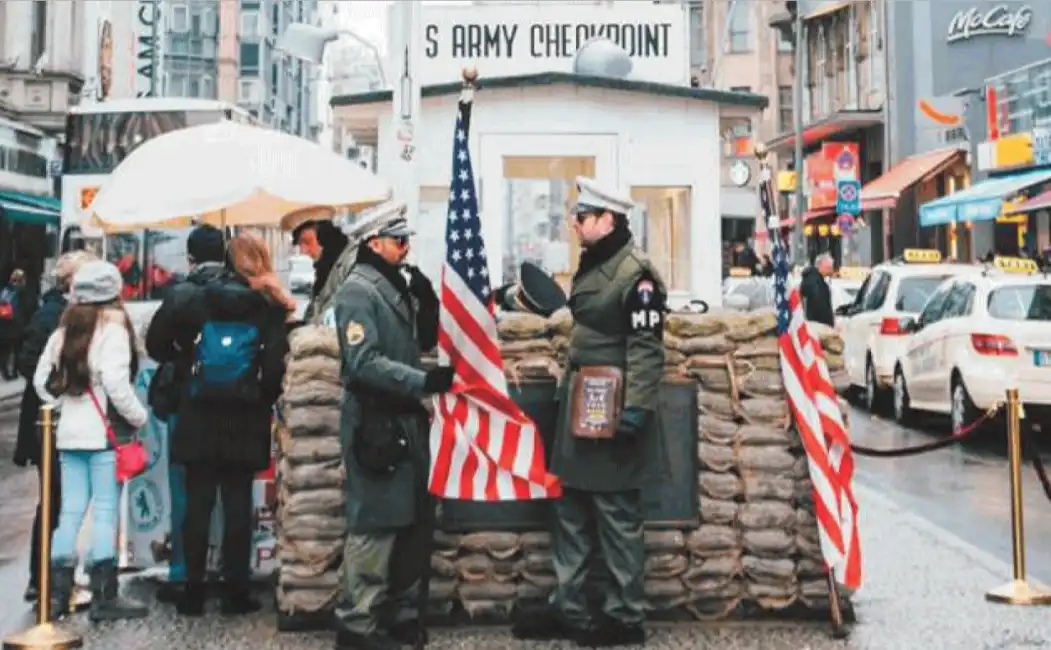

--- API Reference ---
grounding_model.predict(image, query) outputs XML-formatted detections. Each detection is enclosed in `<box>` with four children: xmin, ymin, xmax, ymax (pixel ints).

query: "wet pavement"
<box><xmin>0</xmin><ymin>398</ymin><xmax>1048</xmax><ymax>648</ymax></box>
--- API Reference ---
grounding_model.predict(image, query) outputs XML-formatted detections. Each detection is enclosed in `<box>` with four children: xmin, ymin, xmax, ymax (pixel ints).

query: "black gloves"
<box><xmin>405</xmin><ymin>265</ymin><xmax>438</xmax><ymax>305</ymax></box>
<box><xmin>492</xmin><ymin>283</ymin><xmax>513</xmax><ymax>309</ymax></box>
<box><xmin>615</xmin><ymin>407</ymin><xmax>651</xmax><ymax>443</ymax></box>
<box><xmin>424</xmin><ymin>366</ymin><xmax>455</xmax><ymax>394</ymax></box>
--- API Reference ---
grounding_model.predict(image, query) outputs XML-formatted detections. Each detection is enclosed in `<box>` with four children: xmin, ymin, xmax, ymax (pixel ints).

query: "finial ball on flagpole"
<box><xmin>462</xmin><ymin>67</ymin><xmax>479</xmax><ymax>83</ymax></box>
<box><xmin>754</xmin><ymin>142</ymin><xmax>768</xmax><ymax>161</ymax></box>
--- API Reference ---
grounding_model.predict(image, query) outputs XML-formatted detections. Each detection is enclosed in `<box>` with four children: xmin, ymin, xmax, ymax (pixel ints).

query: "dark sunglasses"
<box><xmin>391</xmin><ymin>235</ymin><xmax>409</xmax><ymax>247</ymax></box>
<box><xmin>575</xmin><ymin>211</ymin><xmax>600</xmax><ymax>224</ymax></box>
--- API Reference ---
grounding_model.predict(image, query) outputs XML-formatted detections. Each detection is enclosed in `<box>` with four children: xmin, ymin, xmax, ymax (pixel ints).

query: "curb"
<box><xmin>856</xmin><ymin>482</ymin><xmax>1051</xmax><ymax>591</ymax></box>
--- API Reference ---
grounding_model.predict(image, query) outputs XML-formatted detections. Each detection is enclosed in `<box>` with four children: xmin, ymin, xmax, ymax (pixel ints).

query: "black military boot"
<box><xmin>576</xmin><ymin>620</ymin><xmax>646</xmax><ymax>647</ymax></box>
<box><xmin>333</xmin><ymin>629</ymin><xmax>402</xmax><ymax>650</ymax></box>
<box><xmin>511</xmin><ymin>608</ymin><xmax>586</xmax><ymax>643</ymax></box>
<box><xmin>174</xmin><ymin>582</ymin><xmax>206</xmax><ymax>617</ymax></box>
<box><xmin>88</xmin><ymin>560</ymin><xmax>148</xmax><ymax>622</ymax></box>
<box><xmin>389</xmin><ymin>620</ymin><xmax>427</xmax><ymax>646</ymax></box>
<box><xmin>220</xmin><ymin>581</ymin><xmax>261</xmax><ymax>616</ymax></box>
<box><xmin>49</xmin><ymin>563</ymin><xmax>76</xmax><ymax>620</ymax></box>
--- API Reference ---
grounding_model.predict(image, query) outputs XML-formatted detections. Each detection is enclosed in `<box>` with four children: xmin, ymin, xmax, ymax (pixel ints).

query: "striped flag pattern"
<box><xmin>770</xmin><ymin>198</ymin><xmax>862</xmax><ymax>591</ymax></box>
<box><xmin>427</xmin><ymin>98</ymin><xmax>562</xmax><ymax>501</ymax></box>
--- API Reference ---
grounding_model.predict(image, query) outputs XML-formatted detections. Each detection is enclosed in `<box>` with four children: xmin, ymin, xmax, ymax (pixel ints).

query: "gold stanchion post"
<box><xmin>985</xmin><ymin>388</ymin><xmax>1051</xmax><ymax>606</ymax></box>
<box><xmin>3</xmin><ymin>406</ymin><xmax>83</xmax><ymax>650</ymax></box>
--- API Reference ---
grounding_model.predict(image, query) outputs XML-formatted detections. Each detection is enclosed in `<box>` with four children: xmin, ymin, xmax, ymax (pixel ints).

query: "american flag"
<box><xmin>427</xmin><ymin>99</ymin><xmax>562</xmax><ymax>501</ymax></box>
<box><xmin>770</xmin><ymin>197</ymin><xmax>862</xmax><ymax>590</ymax></box>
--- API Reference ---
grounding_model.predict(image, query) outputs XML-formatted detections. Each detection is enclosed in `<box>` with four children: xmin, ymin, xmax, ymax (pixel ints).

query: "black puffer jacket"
<box><xmin>13</xmin><ymin>289</ymin><xmax>66</xmax><ymax>467</ymax></box>
<box><xmin>146</xmin><ymin>264</ymin><xmax>288</xmax><ymax>471</ymax></box>
<box><xmin>800</xmin><ymin>266</ymin><xmax>835</xmax><ymax>327</ymax></box>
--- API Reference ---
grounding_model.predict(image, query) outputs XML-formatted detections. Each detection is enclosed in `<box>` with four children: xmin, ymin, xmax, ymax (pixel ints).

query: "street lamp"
<box><xmin>769</xmin><ymin>1</ymin><xmax>805</xmax><ymax>264</ymax></box>
<box><xmin>277</xmin><ymin>23</ymin><xmax>387</xmax><ymax>88</ymax></box>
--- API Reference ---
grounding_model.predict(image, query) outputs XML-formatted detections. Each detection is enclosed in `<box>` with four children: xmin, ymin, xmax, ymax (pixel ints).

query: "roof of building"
<box><xmin>330</xmin><ymin>71</ymin><xmax>769</xmax><ymax>110</ymax></box>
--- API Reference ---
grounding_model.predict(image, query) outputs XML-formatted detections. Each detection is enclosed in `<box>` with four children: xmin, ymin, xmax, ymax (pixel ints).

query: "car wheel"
<box><xmin>892</xmin><ymin>367</ymin><xmax>911</xmax><ymax>424</ymax></box>
<box><xmin>950</xmin><ymin>376</ymin><xmax>980</xmax><ymax>437</ymax></box>
<box><xmin>864</xmin><ymin>358</ymin><xmax>882</xmax><ymax>413</ymax></box>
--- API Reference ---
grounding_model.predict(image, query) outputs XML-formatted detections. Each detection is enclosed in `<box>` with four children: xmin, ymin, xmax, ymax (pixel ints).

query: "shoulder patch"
<box><xmin>344</xmin><ymin>320</ymin><xmax>365</xmax><ymax>346</ymax></box>
<box><xmin>625</xmin><ymin>272</ymin><xmax>666</xmax><ymax>337</ymax></box>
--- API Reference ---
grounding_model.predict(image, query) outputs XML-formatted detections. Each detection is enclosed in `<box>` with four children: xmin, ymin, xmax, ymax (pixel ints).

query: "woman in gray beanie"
<box><xmin>33</xmin><ymin>260</ymin><xmax>150</xmax><ymax>621</ymax></box>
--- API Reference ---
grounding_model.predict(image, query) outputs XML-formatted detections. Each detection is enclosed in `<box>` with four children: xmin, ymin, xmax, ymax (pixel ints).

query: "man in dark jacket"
<box><xmin>0</xmin><ymin>268</ymin><xmax>28</xmax><ymax>379</ymax></box>
<box><xmin>800</xmin><ymin>252</ymin><xmax>836</xmax><ymax>327</ymax></box>
<box><xmin>14</xmin><ymin>252</ymin><xmax>96</xmax><ymax>602</ymax></box>
<box><xmin>329</xmin><ymin>202</ymin><xmax>450</xmax><ymax>650</ymax></box>
<box><xmin>146</xmin><ymin>225</ymin><xmax>290</xmax><ymax>616</ymax></box>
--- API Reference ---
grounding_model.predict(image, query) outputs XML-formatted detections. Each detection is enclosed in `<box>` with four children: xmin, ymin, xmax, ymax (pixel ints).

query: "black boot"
<box><xmin>333</xmin><ymin>629</ymin><xmax>403</xmax><ymax>650</ymax></box>
<box><xmin>389</xmin><ymin>620</ymin><xmax>427</xmax><ymax>646</ymax></box>
<box><xmin>511</xmin><ymin>608</ymin><xmax>587</xmax><ymax>642</ymax></box>
<box><xmin>49</xmin><ymin>564</ymin><xmax>76</xmax><ymax>620</ymax></box>
<box><xmin>175</xmin><ymin>582</ymin><xmax>206</xmax><ymax>617</ymax></box>
<box><xmin>219</xmin><ymin>582</ymin><xmax>261</xmax><ymax>616</ymax></box>
<box><xmin>23</xmin><ymin>581</ymin><xmax>38</xmax><ymax>603</ymax></box>
<box><xmin>89</xmin><ymin>560</ymin><xmax>148</xmax><ymax>622</ymax></box>
<box><xmin>576</xmin><ymin>620</ymin><xmax>646</xmax><ymax>647</ymax></box>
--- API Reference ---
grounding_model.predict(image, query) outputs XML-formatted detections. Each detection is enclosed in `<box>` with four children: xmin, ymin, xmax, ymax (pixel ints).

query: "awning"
<box><xmin>918</xmin><ymin>168</ymin><xmax>1051</xmax><ymax>227</ymax></box>
<box><xmin>805</xmin><ymin>0</ymin><xmax>854</xmax><ymax>21</ymax></box>
<box><xmin>763</xmin><ymin>110</ymin><xmax>883</xmax><ymax>153</ymax></box>
<box><xmin>0</xmin><ymin>191</ymin><xmax>61</xmax><ymax>226</ymax></box>
<box><xmin>861</xmin><ymin>148</ymin><xmax>965</xmax><ymax>211</ymax></box>
<box><xmin>1007</xmin><ymin>189</ymin><xmax>1051</xmax><ymax>215</ymax></box>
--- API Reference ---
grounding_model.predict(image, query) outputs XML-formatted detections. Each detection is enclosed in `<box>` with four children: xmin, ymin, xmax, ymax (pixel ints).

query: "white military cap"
<box><xmin>347</xmin><ymin>200</ymin><xmax>415</xmax><ymax>241</ymax></box>
<box><xmin>574</xmin><ymin>176</ymin><xmax>635</xmax><ymax>216</ymax></box>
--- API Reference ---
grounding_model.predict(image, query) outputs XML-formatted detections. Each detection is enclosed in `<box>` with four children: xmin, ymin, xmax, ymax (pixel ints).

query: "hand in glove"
<box><xmin>492</xmin><ymin>283</ymin><xmax>514</xmax><ymax>310</ymax></box>
<box><xmin>423</xmin><ymin>366</ymin><xmax>455</xmax><ymax>394</ymax></box>
<box><xmin>405</xmin><ymin>265</ymin><xmax>438</xmax><ymax>305</ymax></box>
<box><xmin>615</xmin><ymin>407</ymin><xmax>651</xmax><ymax>443</ymax></box>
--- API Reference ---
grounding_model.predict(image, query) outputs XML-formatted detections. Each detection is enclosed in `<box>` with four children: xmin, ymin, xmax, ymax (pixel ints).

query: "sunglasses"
<box><xmin>390</xmin><ymin>235</ymin><xmax>409</xmax><ymax>248</ymax></box>
<box><xmin>575</xmin><ymin>211</ymin><xmax>601</xmax><ymax>224</ymax></box>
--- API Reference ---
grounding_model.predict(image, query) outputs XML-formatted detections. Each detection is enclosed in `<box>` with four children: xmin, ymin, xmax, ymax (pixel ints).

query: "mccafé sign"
<box><xmin>946</xmin><ymin>4</ymin><xmax>1032</xmax><ymax>43</ymax></box>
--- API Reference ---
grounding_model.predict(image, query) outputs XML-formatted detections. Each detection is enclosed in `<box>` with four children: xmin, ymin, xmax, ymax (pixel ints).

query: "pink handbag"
<box><xmin>87</xmin><ymin>390</ymin><xmax>148</xmax><ymax>483</ymax></box>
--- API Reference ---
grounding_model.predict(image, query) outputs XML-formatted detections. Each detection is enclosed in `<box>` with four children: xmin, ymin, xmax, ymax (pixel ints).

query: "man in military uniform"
<box><xmin>512</xmin><ymin>177</ymin><xmax>666</xmax><ymax>647</ymax></box>
<box><xmin>329</xmin><ymin>201</ymin><xmax>454</xmax><ymax>650</ymax></box>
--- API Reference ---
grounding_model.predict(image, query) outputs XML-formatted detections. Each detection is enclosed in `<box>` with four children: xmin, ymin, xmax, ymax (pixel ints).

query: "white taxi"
<box><xmin>891</xmin><ymin>257</ymin><xmax>1051</xmax><ymax>433</ymax></box>
<box><xmin>839</xmin><ymin>249</ymin><xmax>981</xmax><ymax>411</ymax></box>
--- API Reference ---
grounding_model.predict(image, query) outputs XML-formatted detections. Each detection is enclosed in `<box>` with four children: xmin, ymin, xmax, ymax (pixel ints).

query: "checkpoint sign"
<box><xmin>836</xmin><ymin>179</ymin><xmax>861</xmax><ymax>216</ymax></box>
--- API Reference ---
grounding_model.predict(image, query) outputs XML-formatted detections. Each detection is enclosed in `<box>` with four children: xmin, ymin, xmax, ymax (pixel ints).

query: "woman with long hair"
<box><xmin>33</xmin><ymin>260</ymin><xmax>149</xmax><ymax>621</ymax></box>
<box><xmin>227</xmin><ymin>233</ymin><xmax>298</xmax><ymax>318</ymax></box>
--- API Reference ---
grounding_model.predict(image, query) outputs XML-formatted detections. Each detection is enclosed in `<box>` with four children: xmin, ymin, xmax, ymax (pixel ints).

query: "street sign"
<box><xmin>1032</xmin><ymin>126</ymin><xmax>1051</xmax><ymax>166</ymax></box>
<box><xmin>836</xmin><ymin>179</ymin><xmax>862</xmax><ymax>215</ymax></box>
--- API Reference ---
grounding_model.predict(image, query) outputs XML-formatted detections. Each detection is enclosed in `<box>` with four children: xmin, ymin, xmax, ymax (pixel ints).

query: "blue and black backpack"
<box><xmin>189</xmin><ymin>319</ymin><xmax>263</xmax><ymax>403</ymax></box>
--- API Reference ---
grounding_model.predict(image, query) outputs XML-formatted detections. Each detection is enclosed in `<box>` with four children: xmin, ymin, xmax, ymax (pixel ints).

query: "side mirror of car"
<box><xmin>899</xmin><ymin>315</ymin><xmax>919</xmax><ymax>333</ymax></box>
<box><xmin>834</xmin><ymin>304</ymin><xmax>853</xmax><ymax>317</ymax></box>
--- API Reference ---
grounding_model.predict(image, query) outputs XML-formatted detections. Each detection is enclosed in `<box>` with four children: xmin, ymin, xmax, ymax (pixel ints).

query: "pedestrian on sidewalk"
<box><xmin>14</xmin><ymin>251</ymin><xmax>97</xmax><ymax>603</ymax></box>
<box><xmin>0</xmin><ymin>268</ymin><xmax>28</xmax><ymax>380</ymax></box>
<box><xmin>146</xmin><ymin>227</ymin><xmax>289</xmax><ymax>617</ymax></box>
<box><xmin>32</xmin><ymin>260</ymin><xmax>150</xmax><ymax>622</ymax></box>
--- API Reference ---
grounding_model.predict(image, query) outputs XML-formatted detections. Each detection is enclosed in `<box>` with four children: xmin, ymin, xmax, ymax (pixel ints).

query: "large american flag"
<box><xmin>768</xmin><ymin>189</ymin><xmax>862</xmax><ymax>590</ymax></box>
<box><xmin>427</xmin><ymin>99</ymin><xmax>562</xmax><ymax>501</ymax></box>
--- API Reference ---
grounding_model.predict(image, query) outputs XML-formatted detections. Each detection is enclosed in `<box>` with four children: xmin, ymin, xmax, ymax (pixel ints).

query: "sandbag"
<box><xmin>429</xmin><ymin>578</ymin><xmax>458</xmax><ymax>602</ymax></box>
<box><xmin>699</xmin><ymin>472</ymin><xmax>743</xmax><ymax>500</ymax></box>
<box><xmin>459</xmin><ymin>581</ymin><xmax>517</xmax><ymax>619</ymax></box>
<box><xmin>279</xmin><ymin>458</ymin><xmax>344</xmax><ymax>491</ymax></box>
<box><xmin>645</xmin><ymin>553</ymin><xmax>688</xmax><ymax>579</ymax></box>
<box><xmin>736</xmin><ymin>423</ymin><xmax>792</xmax><ymax>447</ymax></box>
<box><xmin>281</xmin><ymin>436</ymin><xmax>343</xmax><ymax>465</ymax></box>
<box><xmin>699</xmin><ymin>497</ymin><xmax>737</xmax><ymax>525</ymax></box>
<box><xmin>506</xmin><ymin>356</ymin><xmax>561</xmax><ymax>380</ymax></box>
<box><xmin>737</xmin><ymin>397</ymin><xmax>789</xmax><ymax>425</ymax></box>
<box><xmin>665</xmin><ymin>350</ymin><xmax>686</xmax><ymax>366</ymax></box>
<box><xmin>285</xmin><ymin>355</ymin><xmax>342</xmax><ymax>386</ymax></box>
<box><xmin>289</xmin><ymin>326</ymin><xmax>340</xmax><ymax>359</ymax></box>
<box><xmin>686</xmin><ymin>525</ymin><xmax>739</xmax><ymax>557</ymax></box>
<box><xmin>277</xmin><ymin>538</ymin><xmax>343</xmax><ymax>568</ymax></box>
<box><xmin>279</xmin><ymin>565</ymin><xmax>340</xmax><ymax>589</ymax></box>
<box><xmin>725</xmin><ymin>311</ymin><xmax>776</xmax><ymax>342</ymax></box>
<box><xmin>737</xmin><ymin>502</ymin><xmax>795</xmax><ymax>530</ymax></box>
<box><xmin>460</xmin><ymin>532</ymin><xmax>521</xmax><ymax>559</ymax></box>
<box><xmin>284</xmin><ymin>406</ymin><xmax>341</xmax><ymax>437</ymax></box>
<box><xmin>282</xmin><ymin>514</ymin><xmax>347</xmax><ymax>541</ymax></box>
<box><xmin>520</xmin><ymin>532</ymin><xmax>551</xmax><ymax>552</ymax></box>
<box><xmin>682</xmin><ymin>555</ymin><xmax>741</xmax><ymax>587</ymax></box>
<box><xmin>699</xmin><ymin>416</ymin><xmax>738</xmax><ymax>445</ymax></box>
<box><xmin>433</xmin><ymin>531</ymin><xmax>460</xmax><ymax>557</ymax></box>
<box><xmin>739</xmin><ymin>370</ymin><xmax>784</xmax><ymax>397</ymax></box>
<box><xmin>431</xmin><ymin>555</ymin><xmax>458</xmax><ymax>579</ymax></box>
<box><xmin>692</xmin><ymin>367</ymin><xmax>733</xmax><ymax>394</ymax></box>
<box><xmin>454</xmin><ymin>554</ymin><xmax>520</xmax><ymax>582</ymax></box>
<box><xmin>742</xmin><ymin>475</ymin><xmax>795</xmax><ymax>501</ymax></box>
<box><xmin>698</xmin><ymin>442</ymin><xmax>735</xmax><ymax>472</ymax></box>
<box><xmin>679</xmin><ymin>335</ymin><xmax>736</xmax><ymax>355</ymax></box>
<box><xmin>645</xmin><ymin>530</ymin><xmax>686</xmax><ymax>553</ymax></box>
<box><xmin>733</xmin><ymin>338</ymin><xmax>779</xmax><ymax>359</ymax></box>
<box><xmin>667</xmin><ymin>314</ymin><xmax>726</xmax><ymax>338</ymax></box>
<box><xmin>644</xmin><ymin>578</ymin><xmax>690</xmax><ymax>610</ymax></box>
<box><xmin>698</xmin><ymin>392</ymin><xmax>735</xmax><ymax>419</ymax></box>
<box><xmin>742</xmin><ymin>530</ymin><xmax>795</xmax><ymax>557</ymax></box>
<box><xmin>735</xmin><ymin>445</ymin><xmax>796</xmax><ymax>474</ymax></box>
<box><xmin>497</xmin><ymin>313</ymin><xmax>550</xmax><ymax>340</ymax></box>
<box><xmin>548</xmin><ymin>311</ymin><xmax>573</xmax><ymax>337</ymax></box>
<box><xmin>500</xmin><ymin>339</ymin><xmax>553</xmax><ymax>356</ymax></box>
<box><xmin>517</xmin><ymin>581</ymin><xmax>552</xmax><ymax>601</ymax></box>
<box><xmin>521</xmin><ymin>551</ymin><xmax>554</xmax><ymax>577</ymax></box>
<box><xmin>741</xmin><ymin>556</ymin><xmax>795</xmax><ymax>583</ymax></box>
<box><xmin>282</xmin><ymin>380</ymin><xmax>342</xmax><ymax>408</ymax></box>
<box><xmin>276</xmin><ymin>586</ymin><xmax>338</xmax><ymax>613</ymax></box>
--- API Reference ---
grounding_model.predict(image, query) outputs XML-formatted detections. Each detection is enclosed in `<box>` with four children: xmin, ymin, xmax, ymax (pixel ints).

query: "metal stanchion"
<box><xmin>3</xmin><ymin>406</ymin><xmax>83</xmax><ymax>650</ymax></box>
<box><xmin>985</xmin><ymin>388</ymin><xmax>1051</xmax><ymax>606</ymax></box>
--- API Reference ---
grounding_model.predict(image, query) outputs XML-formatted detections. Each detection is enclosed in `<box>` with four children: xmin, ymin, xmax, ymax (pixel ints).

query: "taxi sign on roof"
<box><xmin>902</xmin><ymin>248</ymin><xmax>942</xmax><ymax>264</ymax></box>
<box><xmin>837</xmin><ymin>266</ymin><xmax>870</xmax><ymax>281</ymax></box>
<box><xmin>992</xmin><ymin>256</ymin><xmax>1038</xmax><ymax>274</ymax></box>
<box><xmin>728</xmin><ymin>267</ymin><xmax>752</xmax><ymax>277</ymax></box>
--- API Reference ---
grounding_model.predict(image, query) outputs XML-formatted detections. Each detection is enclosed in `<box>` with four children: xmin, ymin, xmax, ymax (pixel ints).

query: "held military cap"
<box><xmin>347</xmin><ymin>200</ymin><xmax>416</xmax><ymax>241</ymax></box>
<box><xmin>574</xmin><ymin>176</ymin><xmax>635</xmax><ymax>217</ymax></box>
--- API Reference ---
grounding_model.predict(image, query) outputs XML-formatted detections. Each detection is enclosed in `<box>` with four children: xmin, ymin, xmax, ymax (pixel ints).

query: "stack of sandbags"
<box><xmin>451</xmin><ymin>533</ymin><xmax>522</xmax><ymax>619</ymax></box>
<box><xmin>496</xmin><ymin>313</ymin><xmax>561</xmax><ymax>381</ymax></box>
<box><xmin>275</xmin><ymin>325</ymin><xmax>347</xmax><ymax>617</ymax></box>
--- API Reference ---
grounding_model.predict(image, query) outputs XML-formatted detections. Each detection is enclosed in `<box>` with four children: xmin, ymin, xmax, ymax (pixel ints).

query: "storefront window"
<box><xmin>501</xmin><ymin>157</ymin><xmax>595</xmax><ymax>291</ymax></box>
<box><xmin>631</xmin><ymin>187</ymin><xmax>691</xmax><ymax>292</ymax></box>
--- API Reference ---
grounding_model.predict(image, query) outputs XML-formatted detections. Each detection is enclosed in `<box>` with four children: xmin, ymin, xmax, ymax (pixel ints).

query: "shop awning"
<box><xmin>763</xmin><ymin>110</ymin><xmax>883</xmax><ymax>153</ymax></box>
<box><xmin>0</xmin><ymin>191</ymin><xmax>61</xmax><ymax>226</ymax></box>
<box><xmin>918</xmin><ymin>168</ymin><xmax>1051</xmax><ymax>227</ymax></box>
<box><xmin>861</xmin><ymin>148</ymin><xmax>965</xmax><ymax>211</ymax></box>
<box><xmin>1007</xmin><ymin>189</ymin><xmax>1051</xmax><ymax>215</ymax></box>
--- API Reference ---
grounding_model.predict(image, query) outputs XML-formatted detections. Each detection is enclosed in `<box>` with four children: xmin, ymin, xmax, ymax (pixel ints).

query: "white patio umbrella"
<box><xmin>89</xmin><ymin>121</ymin><xmax>391</xmax><ymax>233</ymax></box>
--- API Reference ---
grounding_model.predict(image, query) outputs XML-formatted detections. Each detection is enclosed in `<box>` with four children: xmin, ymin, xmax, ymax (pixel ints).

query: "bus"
<box><xmin>60</xmin><ymin>98</ymin><xmax>291</xmax><ymax>322</ymax></box>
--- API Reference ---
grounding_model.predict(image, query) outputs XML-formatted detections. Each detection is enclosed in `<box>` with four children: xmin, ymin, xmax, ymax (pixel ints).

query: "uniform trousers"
<box><xmin>549</xmin><ymin>487</ymin><xmax>646</xmax><ymax>629</ymax></box>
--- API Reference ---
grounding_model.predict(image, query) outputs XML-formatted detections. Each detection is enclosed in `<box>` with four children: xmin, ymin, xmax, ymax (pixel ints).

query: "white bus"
<box><xmin>60</xmin><ymin>98</ymin><xmax>290</xmax><ymax>317</ymax></box>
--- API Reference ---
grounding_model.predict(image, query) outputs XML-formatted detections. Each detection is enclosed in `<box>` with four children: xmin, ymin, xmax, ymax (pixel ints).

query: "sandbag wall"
<box><xmin>273</xmin><ymin>311</ymin><xmax>854</xmax><ymax>626</ymax></box>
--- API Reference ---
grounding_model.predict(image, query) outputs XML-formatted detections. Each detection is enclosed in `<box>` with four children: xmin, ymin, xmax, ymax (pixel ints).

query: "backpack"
<box><xmin>188</xmin><ymin>320</ymin><xmax>263</xmax><ymax>404</ymax></box>
<box><xmin>0</xmin><ymin>287</ymin><xmax>15</xmax><ymax>320</ymax></box>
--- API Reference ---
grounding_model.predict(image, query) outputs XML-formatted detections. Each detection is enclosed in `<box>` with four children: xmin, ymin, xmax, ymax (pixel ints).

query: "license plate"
<box><xmin>1034</xmin><ymin>350</ymin><xmax>1051</xmax><ymax>367</ymax></box>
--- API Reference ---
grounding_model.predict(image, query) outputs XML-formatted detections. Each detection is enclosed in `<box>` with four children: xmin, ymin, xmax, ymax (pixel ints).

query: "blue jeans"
<box><xmin>51</xmin><ymin>450</ymin><xmax>119</xmax><ymax>565</ymax></box>
<box><xmin>167</xmin><ymin>415</ymin><xmax>187</xmax><ymax>582</ymax></box>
